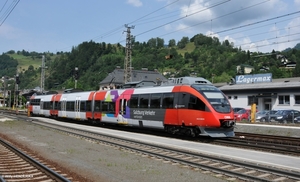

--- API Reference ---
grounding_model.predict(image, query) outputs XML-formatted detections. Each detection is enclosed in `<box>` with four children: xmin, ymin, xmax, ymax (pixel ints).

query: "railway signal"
<box><xmin>16</xmin><ymin>75</ymin><xmax>20</xmax><ymax>84</ymax></box>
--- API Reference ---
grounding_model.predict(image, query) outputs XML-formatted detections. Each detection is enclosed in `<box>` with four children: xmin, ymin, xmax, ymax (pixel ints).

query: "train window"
<box><xmin>43</xmin><ymin>102</ymin><xmax>47</xmax><ymax>109</ymax></box>
<box><xmin>30</xmin><ymin>99</ymin><xmax>41</xmax><ymax>106</ymax></box>
<box><xmin>102</xmin><ymin>102</ymin><xmax>108</xmax><ymax>112</ymax></box>
<box><xmin>150</xmin><ymin>93</ymin><xmax>161</xmax><ymax>108</ymax></box>
<box><xmin>56</xmin><ymin>102</ymin><xmax>61</xmax><ymax>110</ymax></box>
<box><xmin>188</xmin><ymin>95</ymin><xmax>205</xmax><ymax>111</ymax></box>
<box><xmin>86</xmin><ymin>101</ymin><xmax>92</xmax><ymax>111</ymax></box>
<box><xmin>139</xmin><ymin>94</ymin><xmax>149</xmax><ymax>108</ymax></box>
<box><xmin>66</xmin><ymin>101</ymin><xmax>74</xmax><ymax>111</ymax></box>
<box><xmin>162</xmin><ymin>93</ymin><xmax>174</xmax><ymax>109</ymax></box>
<box><xmin>94</xmin><ymin>101</ymin><xmax>101</xmax><ymax>112</ymax></box>
<box><xmin>45</xmin><ymin>102</ymin><xmax>51</xmax><ymax>109</ymax></box>
<box><xmin>54</xmin><ymin>101</ymin><xmax>59</xmax><ymax>110</ymax></box>
<box><xmin>129</xmin><ymin>95</ymin><xmax>139</xmax><ymax>108</ymax></box>
<box><xmin>107</xmin><ymin>102</ymin><xmax>115</xmax><ymax>113</ymax></box>
<box><xmin>80</xmin><ymin>101</ymin><xmax>85</xmax><ymax>112</ymax></box>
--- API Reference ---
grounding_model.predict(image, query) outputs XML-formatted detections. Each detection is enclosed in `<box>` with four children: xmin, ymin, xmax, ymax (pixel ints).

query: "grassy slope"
<box><xmin>177</xmin><ymin>42</ymin><xmax>195</xmax><ymax>56</ymax></box>
<box><xmin>8</xmin><ymin>54</ymin><xmax>57</xmax><ymax>72</ymax></box>
<box><xmin>8</xmin><ymin>54</ymin><xmax>41</xmax><ymax>72</ymax></box>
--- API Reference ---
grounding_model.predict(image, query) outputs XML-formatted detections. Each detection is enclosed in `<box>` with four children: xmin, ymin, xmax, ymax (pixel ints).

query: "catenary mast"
<box><xmin>124</xmin><ymin>24</ymin><xmax>134</xmax><ymax>83</ymax></box>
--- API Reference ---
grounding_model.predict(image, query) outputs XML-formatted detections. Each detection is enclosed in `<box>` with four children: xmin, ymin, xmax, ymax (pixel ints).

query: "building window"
<box><xmin>295</xmin><ymin>95</ymin><xmax>300</xmax><ymax>104</ymax></box>
<box><xmin>279</xmin><ymin>95</ymin><xmax>290</xmax><ymax>105</ymax></box>
<box><xmin>248</xmin><ymin>96</ymin><xmax>258</xmax><ymax>105</ymax></box>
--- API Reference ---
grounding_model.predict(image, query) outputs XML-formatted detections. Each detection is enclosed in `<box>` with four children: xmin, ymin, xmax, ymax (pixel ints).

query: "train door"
<box><xmin>40</xmin><ymin>99</ymin><xmax>44</xmax><ymax>115</ymax></box>
<box><xmin>118</xmin><ymin>98</ymin><xmax>128</xmax><ymax>124</ymax></box>
<box><xmin>177</xmin><ymin>92</ymin><xmax>189</xmax><ymax>125</ymax></box>
<box><xmin>62</xmin><ymin>98</ymin><xmax>66</xmax><ymax>117</ymax></box>
<box><xmin>75</xmin><ymin>96</ymin><xmax>80</xmax><ymax>119</ymax></box>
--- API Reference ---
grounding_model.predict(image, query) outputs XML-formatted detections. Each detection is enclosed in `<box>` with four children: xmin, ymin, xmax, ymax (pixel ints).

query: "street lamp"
<box><xmin>74</xmin><ymin>67</ymin><xmax>79</xmax><ymax>89</ymax></box>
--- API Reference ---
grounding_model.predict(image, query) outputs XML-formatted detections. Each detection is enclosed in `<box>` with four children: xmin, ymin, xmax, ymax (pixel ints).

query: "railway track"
<box><xmin>0</xmin><ymin>138</ymin><xmax>71</xmax><ymax>182</ymax></box>
<box><xmin>26</xmin><ymin>119</ymin><xmax>300</xmax><ymax>182</ymax></box>
<box><xmin>211</xmin><ymin>132</ymin><xmax>300</xmax><ymax>156</ymax></box>
<box><xmin>1</xmin><ymin>109</ymin><xmax>300</xmax><ymax>156</ymax></box>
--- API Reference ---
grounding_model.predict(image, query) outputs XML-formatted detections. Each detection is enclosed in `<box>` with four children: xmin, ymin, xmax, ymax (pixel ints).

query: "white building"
<box><xmin>219</xmin><ymin>74</ymin><xmax>300</xmax><ymax>111</ymax></box>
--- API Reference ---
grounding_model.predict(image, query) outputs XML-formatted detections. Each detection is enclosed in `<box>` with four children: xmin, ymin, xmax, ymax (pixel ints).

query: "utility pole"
<box><xmin>15</xmin><ymin>72</ymin><xmax>19</xmax><ymax>109</ymax></box>
<box><xmin>124</xmin><ymin>24</ymin><xmax>134</xmax><ymax>83</ymax></box>
<box><xmin>40</xmin><ymin>55</ymin><xmax>45</xmax><ymax>94</ymax></box>
<box><xmin>3</xmin><ymin>76</ymin><xmax>7</xmax><ymax>107</ymax></box>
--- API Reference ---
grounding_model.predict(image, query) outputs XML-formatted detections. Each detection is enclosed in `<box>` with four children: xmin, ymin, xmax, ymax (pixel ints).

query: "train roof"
<box><xmin>162</xmin><ymin>77</ymin><xmax>212</xmax><ymax>86</ymax></box>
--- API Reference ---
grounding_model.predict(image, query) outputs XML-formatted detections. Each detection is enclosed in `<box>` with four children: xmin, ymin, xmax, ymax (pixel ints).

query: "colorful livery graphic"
<box><xmin>29</xmin><ymin>77</ymin><xmax>235</xmax><ymax>137</ymax></box>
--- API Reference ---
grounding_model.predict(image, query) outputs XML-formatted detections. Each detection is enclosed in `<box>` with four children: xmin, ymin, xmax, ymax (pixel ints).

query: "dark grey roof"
<box><xmin>99</xmin><ymin>68</ymin><xmax>167</xmax><ymax>85</ymax></box>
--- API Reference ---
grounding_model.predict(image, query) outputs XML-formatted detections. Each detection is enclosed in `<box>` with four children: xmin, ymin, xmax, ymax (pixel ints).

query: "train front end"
<box><xmin>191</xmin><ymin>84</ymin><xmax>235</xmax><ymax>137</ymax></box>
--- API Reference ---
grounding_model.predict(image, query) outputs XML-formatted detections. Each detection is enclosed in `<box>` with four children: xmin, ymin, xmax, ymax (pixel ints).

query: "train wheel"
<box><xmin>185</xmin><ymin>129</ymin><xmax>195</xmax><ymax>137</ymax></box>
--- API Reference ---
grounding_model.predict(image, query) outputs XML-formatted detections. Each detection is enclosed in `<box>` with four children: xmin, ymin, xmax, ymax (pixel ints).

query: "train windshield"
<box><xmin>192</xmin><ymin>85</ymin><xmax>231</xmax><ymax>113</ymax></box>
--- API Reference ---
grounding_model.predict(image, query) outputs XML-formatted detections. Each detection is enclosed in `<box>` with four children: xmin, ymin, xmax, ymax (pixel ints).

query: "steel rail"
<box><xmin>31</xmin><ymin>120</ymin><xmax>300</xmax><ymax>182</ymax></box>
<box><xmin>0</xmin><ymin>138</ymin><xmax>71</xmax><ymax>182</ymax></box>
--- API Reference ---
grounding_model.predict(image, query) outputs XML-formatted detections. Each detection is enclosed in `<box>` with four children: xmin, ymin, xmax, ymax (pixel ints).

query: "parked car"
<box><xmin>269</xmin><ymin>109</ymin><xmax>300</xmax><ymax>123</ymax></box>
<box><xmin>255</xmin><ymin>110</ymin><xmax>278</xmax><ymax>122</ymax></box>
<box><xmin>293</xmin><ymin>116</ymin><xmax>300</xmax><ymax>124</ymax></box>
<box><xmin>232</xmin><ymin>107</ymin><xmax>244</xmax><ymax>113</ymax></box>
<box><xmin>234</xmin><ymin>108</ymin><xmax>251</xmax><ymax>121</ymax></box>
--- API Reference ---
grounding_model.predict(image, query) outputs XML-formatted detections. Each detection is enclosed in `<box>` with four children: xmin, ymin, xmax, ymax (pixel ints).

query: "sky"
<box><xmin>0</xmin><ymin>0</ymin><xmax>300</xmax><ymax>54</ymax></box>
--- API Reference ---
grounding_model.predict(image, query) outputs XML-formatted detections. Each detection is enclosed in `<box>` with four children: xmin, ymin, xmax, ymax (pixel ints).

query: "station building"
<box><xmin>218</xmin><ymin>73</ymin><xmax>300</xmax><ymax>111</ymax></box>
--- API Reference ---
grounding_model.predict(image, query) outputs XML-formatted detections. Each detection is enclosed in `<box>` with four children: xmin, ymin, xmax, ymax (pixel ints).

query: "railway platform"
<box><xmin>36</xmin><ymin>117</ymin><xmax>300</xmax><ymax>173</ymax></box>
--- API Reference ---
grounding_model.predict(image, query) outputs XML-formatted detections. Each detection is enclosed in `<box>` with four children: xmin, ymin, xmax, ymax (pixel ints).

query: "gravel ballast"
<box><xmin>0</xmin><ymin>117</ymin><xmax>228</xmax><ymax>182</ymax></box>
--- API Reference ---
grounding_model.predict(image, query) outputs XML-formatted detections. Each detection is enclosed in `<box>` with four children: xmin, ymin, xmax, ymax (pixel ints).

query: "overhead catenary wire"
<box><xmin>156</xmin><ymin>0</ymin><xmax>270</xmax><ymax>38</ymax></box>
<box><xmin>124</xmin><ymin>0</ymin><xmax>231</xmax><ymax>42</ymax></box>
<box><xmin>92</xmin><ymin>0</ymin><xmax>180</xmax><ymax>42</ymax></box>
<box><xmin>0</xmin><ymin>0</ymin><xmax>20</xmax><ymax>27</ymax></box>
<box><xmin>0</xmin><ymin>0</ymin><xmax>9</xmax><ymax>14</ymax></box>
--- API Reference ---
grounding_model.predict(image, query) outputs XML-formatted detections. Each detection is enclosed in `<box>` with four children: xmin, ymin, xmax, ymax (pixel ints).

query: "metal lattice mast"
<box><xmin>41</xmin><ymin>55</ymin><xmax>45</xmax><ymax>93</ymax></box>
<box><xmin>124</xmin><ymin>24</ymin><xmax>134</xmax><ymax>83</ymax></box>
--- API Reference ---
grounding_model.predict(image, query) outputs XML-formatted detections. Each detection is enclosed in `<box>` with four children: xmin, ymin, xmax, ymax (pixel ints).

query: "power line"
<box><xmin>128</xmin><ymin>0</ymin><xmax>231</xmax><ymax>41</ymax></box>
<box><xmin>0</xmin><ymin>0</ymin><xmax>20</xmax><ymax>27</ymax></box>
<box><xmin>91</xmin><ymin>0</ymin><xmax>180</xmax><ymax>42</ymax></box>
<box><xmin>157</xmin><ymin>0</ymin><xmax>270</xmax><ymax>38</ymax></box>
<box><xmin>0</xmin><ymin>0</ymin><xmax>9</xmax><ymax>14</ymax></box>
<box><xmin>212</xmin><ymin>11</ymin><xmax>300</xmax><ymax>35</ymax></box>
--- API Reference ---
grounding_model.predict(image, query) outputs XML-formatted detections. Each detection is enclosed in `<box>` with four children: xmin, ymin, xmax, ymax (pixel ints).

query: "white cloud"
<box><xmin>127</xmin><ymin>0</ymin><xmax>143</xmax><ymax>7</ymax></box>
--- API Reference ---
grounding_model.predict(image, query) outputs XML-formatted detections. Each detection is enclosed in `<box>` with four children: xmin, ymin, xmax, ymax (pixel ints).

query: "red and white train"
<box><xmin>28</xmin><ymin>77</ymin><xmax>235</xmax><ymax>137</ymax></box>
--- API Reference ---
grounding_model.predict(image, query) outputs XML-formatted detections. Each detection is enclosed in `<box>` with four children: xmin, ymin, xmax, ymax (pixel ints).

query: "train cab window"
<box><xmin>162</xmin><ymin>93</ymin><xmax>174</xmax><ymax>109</ymax></box>
<box><xmin>150</xmin><ymin>93</ymin><xmax>161</xmax><ymax>108</ymax></box>
<box><xmin>30</xmin><ymin>99</ymin><xmax>41</xmax><ymax>106</ymax></box>
<box><xmin>129</xmin><ymin>95</ymin><xmax>139</xmax><ymax>108</ymax></box>
<box><xmin>188</xmin><ymin>95</ymin><xmax>205</xmax><ymax>111</ymax></box>
<box><xmin>139</xmin><ymin>94</ymin><xmax>149</xmax><ymax>108</ymax></box>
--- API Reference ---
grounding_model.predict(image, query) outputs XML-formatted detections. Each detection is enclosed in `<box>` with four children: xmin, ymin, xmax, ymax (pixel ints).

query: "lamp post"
<box><xmin>74</xmin><ymin>67</ymin><xmax>79</xmax><ymax>89</ymax></box>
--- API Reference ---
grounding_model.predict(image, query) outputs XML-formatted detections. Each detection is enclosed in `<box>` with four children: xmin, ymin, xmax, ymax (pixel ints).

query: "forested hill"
<box><xmin>2</xmin><ymin>34</ymin><xmax>300</xmax><ymax>91</ymax></box>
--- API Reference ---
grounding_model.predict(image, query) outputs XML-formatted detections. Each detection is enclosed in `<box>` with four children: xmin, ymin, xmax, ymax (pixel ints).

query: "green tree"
<box><xmin>168</xmin><ymin>39</ymin><xmax>176</xmax><ymax>47</ymax></box>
